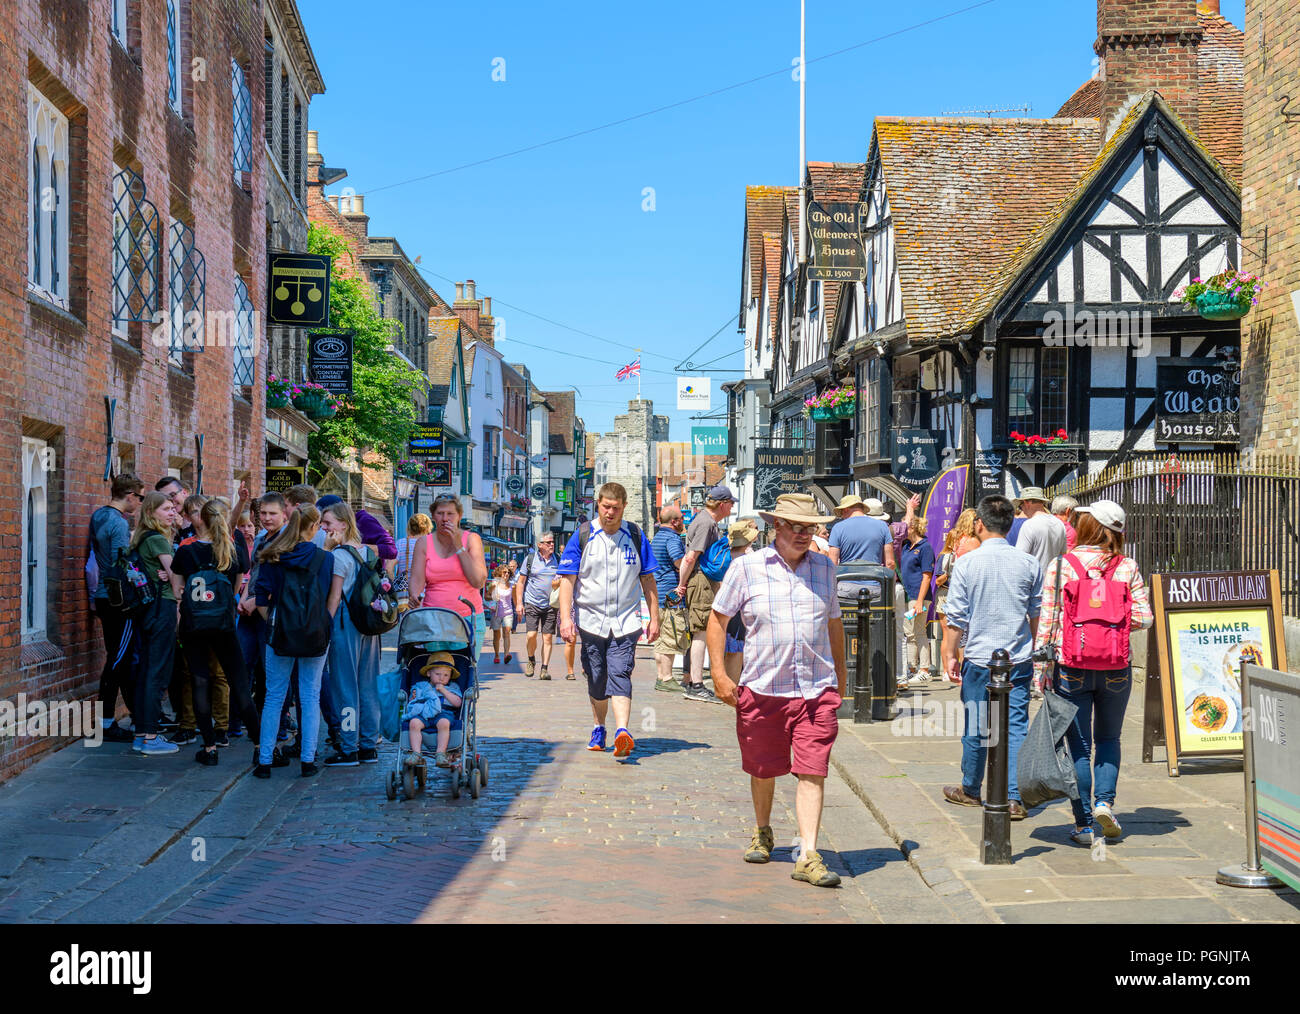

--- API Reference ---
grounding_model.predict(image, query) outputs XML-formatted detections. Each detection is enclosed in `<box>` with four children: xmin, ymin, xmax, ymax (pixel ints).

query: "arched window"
<box><xmin>21</xmin><ymin>437</ymin><xmax>49</xmax><ymax>641</ymax></box>
<box><xmin>27</xmin><ymin>84</ymin><xmax>68</xmax><ymax>306</ymax></box>
<box><xmin>594</xmin><ymin>455</ymin><xmax>609</xmax><ymax>489</ymax></box>
<box><xmin>30</xmin><ymin>139</ymin><xmax>40</xmax><ymax>288</ymax></box>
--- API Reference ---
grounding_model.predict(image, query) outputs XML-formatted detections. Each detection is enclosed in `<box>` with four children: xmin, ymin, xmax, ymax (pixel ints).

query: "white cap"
<box><xmin>1076</xmin><ymin>499</ymin><xmax>1125</xmax><ymax>533</ymax></box>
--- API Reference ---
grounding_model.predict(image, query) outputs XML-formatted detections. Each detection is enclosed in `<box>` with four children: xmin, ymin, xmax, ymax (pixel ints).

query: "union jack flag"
<box><xmin>616</xmin><ymin>356</ymin><xmax>641</xmax><ymax>381</ymax></box>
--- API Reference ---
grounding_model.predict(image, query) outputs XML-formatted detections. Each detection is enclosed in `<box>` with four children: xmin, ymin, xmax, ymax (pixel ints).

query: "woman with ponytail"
<box><xmin>131</xmin><ymin>492</ymin><xmax>182</xmax><ymax>756</ymax></box>
<box><xmin>169</xmin><ymin>499</ymin><xmax>259</xmax><ymax>765</ymax></box>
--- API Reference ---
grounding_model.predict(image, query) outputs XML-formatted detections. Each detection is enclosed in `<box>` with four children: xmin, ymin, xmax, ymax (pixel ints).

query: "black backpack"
<box><xmin>180</xmin><ymin>561</ymin><xmax>236</xmax><ymax>633</ymax></box>
<box><xmin>342</xmin><ymin>545</ymin><xmax>399</xmax><ymax>636</ymax></box>
<box><xmin>268</xmin><ymin>549</ymin><xmax>332</xmax><ymax>658</ymax></box>
<box><xmin>102</xmin><ymin>546</ymin><xmax>156</xmax><ymax>618</ymax></box>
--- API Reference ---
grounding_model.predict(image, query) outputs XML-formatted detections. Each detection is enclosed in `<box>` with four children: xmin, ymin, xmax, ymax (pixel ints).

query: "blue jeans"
<box><xmin>260</xmin><ymin>648</ymin><xmax>326</xmax><ymax>765</ymax></box>
<box><xmin>1054</xmin><ymin>665</ymin><xmax>1132</xmax><ymax>827</ymax></box>
<box><xmin>960</xmin><ymin>659</ymin><xmax>1033</xmax><ymax>803</ymax></box>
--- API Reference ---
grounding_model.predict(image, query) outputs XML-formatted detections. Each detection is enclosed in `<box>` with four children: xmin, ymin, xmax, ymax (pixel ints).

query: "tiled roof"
<box><xmin>427</xmin><ymin>317</ymin><xmax>462</xmax><ymax>386</ymax></box>
<box><xmin>1052</xmin><ymin>10</ymin><xmax>1243</xmax><ymax>184</ymax></box>
<box><xmin>958</xmin><ymin>92</ymin><xmax>1237</xmax><ymax>332</ymax></box>
<box><xmin>1056</xmin><ymin>78</ymin><xmax>1101</xmax><ymax>119</ymax></box>
<box><xmin>875</xmin><ymin>116</ymin><xmax>1101</xmax><ymax>343</ymax></box>
<box><xmin>744</xmin><ymin>187</ymin><xmax>790</xmax><ymax>316</ymax></box>
<box><xmin>762</xmin><ymin>232</ymin><xmax>782</xmax><ymax>340</ymax></box>
<box><xmin>540</xmin><ymin>390</ymin><xmax>575</xmax><ymax>454</ymax></box>
<box><xmin>1196</xmin><ymin>9</ymin><xmax>1243</xmax><ymax>184</ymax></box>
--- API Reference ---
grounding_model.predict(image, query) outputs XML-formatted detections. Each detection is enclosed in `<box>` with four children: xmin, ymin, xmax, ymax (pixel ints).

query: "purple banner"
<box><xmin>922</xmin><ymin>465</ymin><xmax>968</xmax><ymax>620</ymax></box>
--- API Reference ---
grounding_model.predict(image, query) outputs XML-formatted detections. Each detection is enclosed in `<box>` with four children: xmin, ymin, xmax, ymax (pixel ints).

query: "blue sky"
<box><xmin>299</xmin><ymin>0</ymin><xmax>1244</xmax><ymax>438</ymax></box>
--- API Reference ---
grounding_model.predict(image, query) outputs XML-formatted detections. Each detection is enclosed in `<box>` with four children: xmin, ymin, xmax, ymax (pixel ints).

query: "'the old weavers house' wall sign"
<box><xmin>1154</xmin><ymin>357</ymin><xmax>1240</xmax><ymax>444</ymax></box>
<box><xmin>1145</xmin><ymin>570</ymin><xmax>1287</xmax><ymax>777</ymax></box>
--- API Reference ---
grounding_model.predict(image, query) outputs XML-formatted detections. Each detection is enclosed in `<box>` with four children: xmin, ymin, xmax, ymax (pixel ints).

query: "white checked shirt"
<box><xmin>557</xmin><ymin>522</ymin><xmax>656</xmax><ymax>639</ymax></box>
<box><xmin>712</xmin><ymin>546</ymin><xmax>841</xmax><ymax>699</ymax></box>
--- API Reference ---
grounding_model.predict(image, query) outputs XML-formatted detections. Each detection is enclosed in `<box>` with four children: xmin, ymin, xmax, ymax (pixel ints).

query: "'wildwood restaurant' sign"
<box><xmin>1155</xmin><ymin>357</ymin><xmax>1240</xmax><ymax>444</ymax></box>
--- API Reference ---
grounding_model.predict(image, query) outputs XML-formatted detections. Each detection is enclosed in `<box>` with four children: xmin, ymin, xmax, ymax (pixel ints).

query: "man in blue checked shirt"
<box><xmin>558</xmin><ymin>482</ymin><xmax>660</xmax><ymax>761</ymax></box>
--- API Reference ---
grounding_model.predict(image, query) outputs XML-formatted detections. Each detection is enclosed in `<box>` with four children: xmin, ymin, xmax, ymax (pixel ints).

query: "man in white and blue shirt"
<box><xmin>558</xmin><ymin>483</ymin><xmax>660</xmax><ymax>760</ymax></box>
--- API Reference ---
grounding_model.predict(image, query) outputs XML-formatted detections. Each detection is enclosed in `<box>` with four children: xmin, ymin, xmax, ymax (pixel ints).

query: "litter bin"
<box><xmin>836</xmin><ymin>563</ymin><xmax>899</xmax><ymax>722</ymax></box>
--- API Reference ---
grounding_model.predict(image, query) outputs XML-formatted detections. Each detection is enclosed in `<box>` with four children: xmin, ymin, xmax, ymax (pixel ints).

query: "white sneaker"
<box><xmin>1094</xmin><ymin>802</ymin><xmax>1122</xmax><ymax>839</ymax></box>
<box><xmin>907</xmin><ymin>670</ymin><xmax>931</xmax><ymax>686</ymax></box>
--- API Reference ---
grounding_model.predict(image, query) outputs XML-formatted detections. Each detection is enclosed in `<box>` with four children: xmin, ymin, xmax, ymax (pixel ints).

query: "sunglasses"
<box><xmin>778</xmin><ymin>520</ymin><xmax>818</xmax><ymax>535</ymax></box>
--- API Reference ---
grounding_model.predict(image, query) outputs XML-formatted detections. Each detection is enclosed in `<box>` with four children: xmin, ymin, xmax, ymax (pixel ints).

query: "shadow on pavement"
<box><xmin>614</xmin><ymin>737</ymin><xmax>712</xmax><ymax>765</ymax></box>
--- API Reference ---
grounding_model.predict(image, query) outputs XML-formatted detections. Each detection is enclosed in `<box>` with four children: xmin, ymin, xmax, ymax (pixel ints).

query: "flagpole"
<box><xmin>798</xmin><ymin>0</ymin><xmax>806</xmax><ymax>266</ymax></box>
<box><xmin>636</xmin><ymin>348</ymin><xmax>642</xmax><ymax>400</ymax></box>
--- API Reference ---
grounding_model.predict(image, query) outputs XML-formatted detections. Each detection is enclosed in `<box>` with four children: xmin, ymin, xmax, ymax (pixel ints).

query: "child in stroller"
<box><xmin>404</xmin><ymin>651</ymin><xmax>463</xmax><ymax>769</ymax></box>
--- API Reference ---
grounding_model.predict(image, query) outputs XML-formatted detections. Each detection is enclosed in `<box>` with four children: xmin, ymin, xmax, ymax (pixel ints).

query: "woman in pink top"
<box><xmin>409</xmin><ymin>496</ymin><xmax>488</xmax><ymax>646</ymax></box>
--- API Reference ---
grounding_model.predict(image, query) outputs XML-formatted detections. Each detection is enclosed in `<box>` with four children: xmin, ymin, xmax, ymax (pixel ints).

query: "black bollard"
<box><xmin>854</xmin><ymin>587</ymin><xmax>872</xmax><ymax>723</ymax></box>
<box><xmin>980</xmin><ymin>648</ymin><xmax>1013</xmax><ymax>865</ymax></box>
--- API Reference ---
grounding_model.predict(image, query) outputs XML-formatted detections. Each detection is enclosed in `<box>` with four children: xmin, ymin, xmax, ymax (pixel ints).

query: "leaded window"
<box><xmin>168</xmin><ymin>219</ymin><xmax>205</xmax><ymax>367</ymax></box>
<box><xmin>112</xmin><ymin>167</ymin><xmax>161</xmax><ymax>326</ymax></box>
<box><xmin>264</xmin><ymin>35</ymin><xmax>275</xmax><ymax>148</ymax></box>
<box><xmin>167</xmin><ymin>0</ymin><xmax>181</xmax><ymax>114</ymax></box>
<box><xmin>1006</xmin><ymin>345</ymin><xmax>1069</xmax><ymax>437</ymax></box>
<box><xmin>231</xmin><ymin>59</ymin><xmax>252</xmax><ymax>185</ymax></box>
<box><xmin>111</xmin><ymin>0</ymin><xmax>128</xmax><ymax>47</ymax></box>
<box><xmin>233</xmin><ymin>276</ymin><xmax>255</xmax><ymax>388</ymax></box>
<box><xmin>27</xmin><ymin>84</ymin><xmax>69</xmax><ymax>307</ymax></box>
<box><xmin>21</xmin><ymin>437</ymin><xmax>49</xmax><ymax>641</ymax></box>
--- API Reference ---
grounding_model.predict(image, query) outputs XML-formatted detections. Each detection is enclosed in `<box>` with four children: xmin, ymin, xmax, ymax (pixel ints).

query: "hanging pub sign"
<box><xmin>265</xmin><ymin>466</ymin><xmax>306</xmax><ymax>494</ymax></box>
<box><xmin>505</xmin><ymin>474</ymin><xmax>525</xmax><ymax>495</ymax></box>
<box><xmin>408</xmin><ymin>423</ymin><xmax>444</xmax><ymax>460</ymax></box>
<box><xmin>689</xmin><ymin>485</ymin><xmax>707</xmax><ymax>509</ymax></box>
<box><xmin>754</xmin><ymin>445</ymin><xmax>812</xmax><ymax>510</ymax></box>
<box><xmin>807</xmin><ymin>202</ymin><xmax>866</xmax><ymax>282</ymax></box>
<box><xmin>307</xmin><ymin>329</ymin><xmax>354</xmax><ymax>394</ymax></box>
<box><xmin>1143</xmin><ymin>570</ymin><xmax>1287</xmax><ymax>777</ymax></box>
<box><xmin>1154</xmin><ymin>357</ymin><xmax>1240</xmax><ymax>444</ymax></box>
<box><xmin>420</xmin><ymin>460</ymin><xmax>452</xmax><ymax>487</ymax></box>
<box><xmin>892</xmin><ymin>429</ymin><xmax>945</xmax><ymax>492</ymax></box>
<box><xmin>267</xmin><ymin>251</ymin><xmax>331</xmax><ymax>328</ymax></box>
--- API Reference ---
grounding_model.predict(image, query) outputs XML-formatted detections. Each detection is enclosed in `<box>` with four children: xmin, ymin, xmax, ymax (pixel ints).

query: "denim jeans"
<box><xmin>1054</xmin><ymin>665</ymin><xmax>1132</xmax><ymax>827</ymax></box>
<box><xmin>136</xmin><ymin>596</ymin><xmax>178</xmax><ymax>735</ymax></box>
<box><xmin>960</xmin><ymin>658</ymin><xmax>1033</xmax><ymax>803</ymax></box>
<box><xmin>259</xmin><ymin>648</ymin><xmax>326</xmax><ymax>765</ymax></box>
<box><xmin>328</xmin><ymin>608</ymin><xmax>381</xmax><ymax>753</ymax></box>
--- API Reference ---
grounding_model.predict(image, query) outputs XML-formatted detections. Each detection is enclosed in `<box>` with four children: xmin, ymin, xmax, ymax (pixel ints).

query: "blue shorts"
<box><xmin>403</xmin><ymin>709</ymin><xmax>458</xmax><ymax>730</ymax></box>
<box><xmin>579</xmin><ymin>630</ymin><xmax>641</xmax><ymax>700</ymax></box>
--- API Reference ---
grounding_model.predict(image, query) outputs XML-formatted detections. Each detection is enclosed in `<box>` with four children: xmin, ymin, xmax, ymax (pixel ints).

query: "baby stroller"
<box><xmin>383</xmin><ymin>603</ymin><xmax>489</xmax><ymax>801</ymax></box>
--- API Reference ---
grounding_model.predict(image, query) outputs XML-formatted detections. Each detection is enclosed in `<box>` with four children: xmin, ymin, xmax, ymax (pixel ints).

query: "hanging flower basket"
<box><xmin>266</xmin><ymin>375</ymin><xmax>294</xmax><ymax>409</ymax></box>
<box><xmin>803</xmin><ymin>384</ymin><xmax>857</xmax><ymax>421</ymax></box>
<box><xmin>833</xmin><ymin>400</ymin><xmax>856</xmax><ymax>419</ymax></box>
<box><xmin>291</xmin><ymin>382</ymin><xmax>341</xmax><ymax>420</ymax></box>
<box><xmin>1175</xmin><ymin>270</ymin><xmax>1263</xmax><ymax>321</ymax></box>
<box><xmin>810</xmin><ymin>405</ymin><xmax>835</xmax><ymax>422</ymax></box>
<box><xmin>1194</xmin><ymin>292</ymin><xmax>1251</xmax><ymax>321</ymax></box>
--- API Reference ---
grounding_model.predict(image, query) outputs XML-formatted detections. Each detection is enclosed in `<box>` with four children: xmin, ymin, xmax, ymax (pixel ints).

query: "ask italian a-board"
<box><xmin>1148</xmin><ymin>570</ymin><xmax>1287</xmax><ymax>777</ymax></box>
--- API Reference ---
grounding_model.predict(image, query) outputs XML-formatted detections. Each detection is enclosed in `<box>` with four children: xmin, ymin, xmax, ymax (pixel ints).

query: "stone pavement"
<box><xmin>0</xmin><ymin>633</ymin><xmax>978</xmax><ymax>924</ymax></box>
<box><xmin>834</xmin><ymin>672</ymin><xmax>1300</xmax><ymax>923</ymax></box>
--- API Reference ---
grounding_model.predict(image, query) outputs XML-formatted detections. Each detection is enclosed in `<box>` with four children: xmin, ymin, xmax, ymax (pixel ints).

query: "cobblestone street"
<box><xmin>0</xmin><ymin>637</ymin><xmax>975</xmax><ymax>923</ymax></box>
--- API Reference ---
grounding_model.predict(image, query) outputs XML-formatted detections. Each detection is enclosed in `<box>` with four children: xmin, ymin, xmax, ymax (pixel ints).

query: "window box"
<box><xmin>1006</xmin><ymin>442</ymin><xmax>1083</xmax><ymax>466</ymax></box>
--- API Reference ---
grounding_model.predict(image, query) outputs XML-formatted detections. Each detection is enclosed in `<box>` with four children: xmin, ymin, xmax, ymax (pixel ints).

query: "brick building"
<box><xmin>1240</xmin><ymin>0</ymin><xmax>1299</xmax><ymax>454</ymax></box>
<box><xmin>4</xmin><ymin>0</ymin><xmax>267</xmax><ymax>779</ymax></box>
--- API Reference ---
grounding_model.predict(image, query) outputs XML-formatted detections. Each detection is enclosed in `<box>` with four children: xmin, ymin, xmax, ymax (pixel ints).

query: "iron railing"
<box><xmin>1048</xmin><ymin>453</ymin><xmax>1300</xmax><ymax>615</ymax></box>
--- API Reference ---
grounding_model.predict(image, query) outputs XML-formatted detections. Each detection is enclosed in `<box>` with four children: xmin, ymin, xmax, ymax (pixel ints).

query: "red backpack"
<box><xmin>1059</xmin><ymin>553</ymin><xmax>1132</xmax><ymax>670</ymax></box>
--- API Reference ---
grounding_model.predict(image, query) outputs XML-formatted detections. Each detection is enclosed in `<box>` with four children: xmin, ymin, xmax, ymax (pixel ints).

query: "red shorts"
<box><xmin>735</xmin><ymin>685</ymin><xmax>841</xmax><ymax>779</ymax></box>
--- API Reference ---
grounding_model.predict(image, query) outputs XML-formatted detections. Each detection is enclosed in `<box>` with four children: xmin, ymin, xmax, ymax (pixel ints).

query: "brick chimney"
<box><xmin>1096</xmin><ymin>0</ymin><xmax>1202</xmax><ymax>137</ymax></box>
<box><xmin>453</xmin><ymin>278</ymin><xmax>482</xmax><ymax>339</ymax></box>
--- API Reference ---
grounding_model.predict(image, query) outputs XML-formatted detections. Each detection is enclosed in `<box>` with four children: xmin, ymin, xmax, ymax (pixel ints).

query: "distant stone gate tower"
<box><xmin>590</xmin><ymin>400</ymin><xmax>670</xmax><ymax>532</ymax></box>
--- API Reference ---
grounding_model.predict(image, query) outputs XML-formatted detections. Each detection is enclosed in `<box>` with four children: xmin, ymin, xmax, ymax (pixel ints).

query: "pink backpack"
<box><xmin>1059</xmin><ymin>553</ymin><xmax>1132</xmax><ymax>670</ymax></box>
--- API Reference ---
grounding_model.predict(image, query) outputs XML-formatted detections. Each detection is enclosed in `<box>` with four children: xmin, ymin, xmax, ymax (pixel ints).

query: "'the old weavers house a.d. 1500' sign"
<box><xmin>808</xmin><ymin>202</ymin><xmax>866</xmax><ymax>282</ymax></box>
<box><xmin>1155</xmin><ymin>357</ymin><xmax>1239</xmax><ymax>444</ymax></box>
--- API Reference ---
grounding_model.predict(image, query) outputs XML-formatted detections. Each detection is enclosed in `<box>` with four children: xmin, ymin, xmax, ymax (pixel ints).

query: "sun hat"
<box><xmin>863</xmin><ymin>497</ymin><xmax>890</xmax><ymax>521</ymax></box>
<box><xmin>1075</xmin><ymin>499</ymin><xmax>1125</xmax><ymax>533</ymax></box>
<box><xmin>1012</xmin><ymin>486</ymin><xmax>1051</xmax><ymax>508</ymax></box>
<box><xmin>834</xmin><ymin>494</ymin><xmax>867</xmax><ymax>515</ymax></box>
<box><xmin>728</xmin><ymin>525</ymin><xmax>759</xmax><ymax>549</ymax></box>
<box><xmin>420</xmin><ymin>650</ymin><xmax>460</xmax><ymax>680</ymax></box>
<box><xmin>758</xmin><ymin>493</ymin><xmax>835</xmax><ymax>526</ymax></box>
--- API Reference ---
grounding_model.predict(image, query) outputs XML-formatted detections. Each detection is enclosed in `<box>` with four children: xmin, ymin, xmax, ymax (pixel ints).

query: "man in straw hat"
<box><xmin>827</xmin><ymin>494</ymin><xmax>896</xmax><ymax>568</ymax></box>
<box><xmin>1012</xmin><ymin>486</ymin><xmax>1066</xmax><ymax>577</ymax></box>
<box><xmin>707</xmin><ymin>494</ymin><xmax>847</xmax><ymax>888</ymax></box>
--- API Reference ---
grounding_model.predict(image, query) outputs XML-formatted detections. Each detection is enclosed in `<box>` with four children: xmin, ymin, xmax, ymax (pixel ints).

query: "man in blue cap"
<box><xmin>672</xmin><ymin>484</ymin><xmax>736</xmax><ymax>704</ymax></box>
